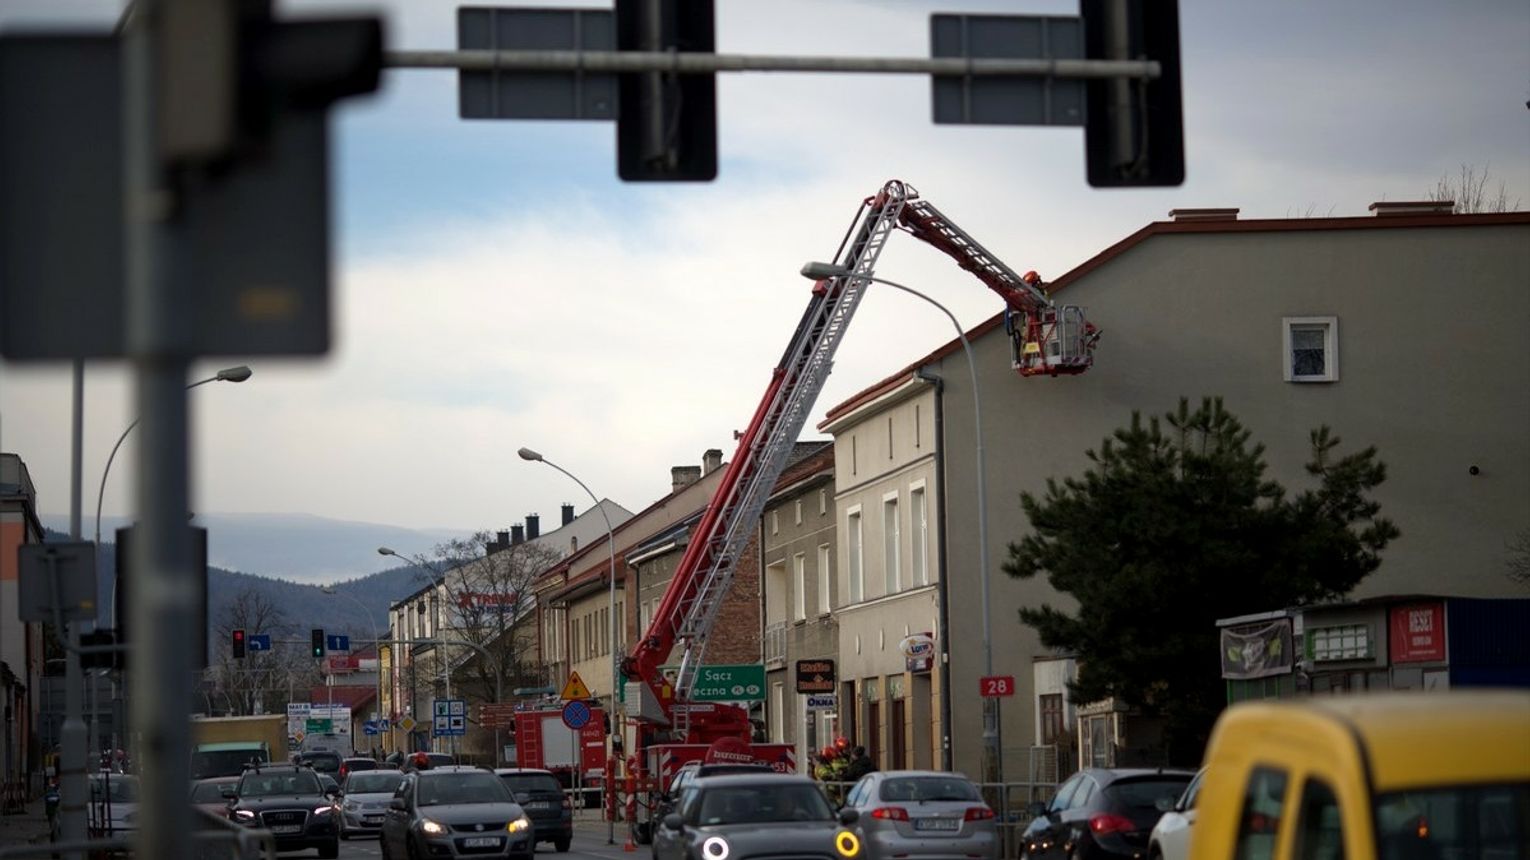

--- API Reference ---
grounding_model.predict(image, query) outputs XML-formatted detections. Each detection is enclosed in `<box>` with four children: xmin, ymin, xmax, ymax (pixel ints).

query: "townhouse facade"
<box><xmin>759</xmin><ymin>442</ymin><xmax>841</xmax><ymax>770</ymax></box>
<box><xmin>387</xmin><ymin>502</ymin><xmax>631</xmax><ymax>756</ymax></box>
<box><xmin>535</xmin><ymin>452</ymin><xmax>729</xmax><ymax>759</ymax></box>
<box><xmin>1</xmin><ymin>453</ymin><xmax>45</xmax><ymax>804</ymax></box>
<box><xmin>813</xmin><ymin>201</ymin><xmax>1530</xmax><ymax>777</ymax></box>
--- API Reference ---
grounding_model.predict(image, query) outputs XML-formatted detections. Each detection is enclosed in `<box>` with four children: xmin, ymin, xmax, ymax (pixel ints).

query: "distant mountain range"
<box><xmin>39</xmin><ymin>512</ymin><xmax>475</xmax><ymax>653</ymax></box>
<box><xmin>43</xmin><ymin>512</ymin><xmax>467</xmax><ymax>584</ymax></box>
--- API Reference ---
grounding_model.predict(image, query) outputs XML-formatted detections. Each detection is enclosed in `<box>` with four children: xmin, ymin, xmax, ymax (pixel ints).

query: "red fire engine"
<box><xmin>623</xmin><ymin>180</ymin><xmax>1098</xmax><ymax>841</ymax></box>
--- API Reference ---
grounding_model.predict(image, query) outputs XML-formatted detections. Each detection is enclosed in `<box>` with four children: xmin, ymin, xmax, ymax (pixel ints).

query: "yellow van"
<box><xmin>1189</xmin><ymin>690</ymin><xmax>1530</xmax><ymax>859</ymax></box>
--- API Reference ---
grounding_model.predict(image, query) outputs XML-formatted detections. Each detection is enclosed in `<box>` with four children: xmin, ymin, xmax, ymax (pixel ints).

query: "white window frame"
<box><xmin>883</xmin><ymin>491</ymin><xmax>900</xmax><ymax>596</ymax></box>
<box><xmin>770</xmin><ymin>509</ymin><xmax>779</xmax><ymax>535</ymax></box>
<box><xmin>819</xmin><ymin>489</ymin><xmax>827</xmax><ymax>516</ymax></box>
<box><xmin>910</xmin><ymin>482</ymin><xmax>928</xmax><ymax>586</ymax></box>
<box><xmin>792</xmin><ymin>553</ymin><xmax>807</xmax><ymax>621</ymax></box>
<box><xmin>847</xmin><ymin>507</ymin><xmax>864</xmax><ymax>604</ymax></box>
<box><xmin>817</xmin><ymin>544</ymin><xmax>832</xmax><ymax>615</ymax></box>
<box><xmin>794</xmin><ymin>498</ymin><xmax>803</xmax><ymax>526</ymax></box>
<box><xmin>1283</xmin><ymin>316</ymin><xmax>1339</xmax><ymax>382</ymax></box>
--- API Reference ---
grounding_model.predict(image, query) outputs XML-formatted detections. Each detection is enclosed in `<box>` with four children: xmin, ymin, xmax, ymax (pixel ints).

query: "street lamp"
<box><xmin>517</xmin><ymin>446</ymin><xmax>618</xmax><ymax>845</ymax></box>
<box><xmin>800</xmin><ymin>261</ymin><xmax>1003</xmax><ymax>786</ymax></box>
<box><xmin>378</xmin><ymin>546</ymin><xmax>452</xmax><ymax>753</ymax></box>
<box><xmin>97</xmin><ymin>364</ymin><xmax>253</xmax><ymax>619</ymax></box>
<box><xmin>321</xmin><ymin>586</ymin><xmax>384</xmax><ymax>756</ymax></box>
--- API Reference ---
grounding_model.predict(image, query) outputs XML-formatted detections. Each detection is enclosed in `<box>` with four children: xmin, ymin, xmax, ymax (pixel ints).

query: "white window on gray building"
<box><xmin>793</xmin><ymin>553</ymin><xmax>807</xmax><ymax>621</ymax></box>
<box><xmin>883</xmin><ymin>493</ymin><xmax>900</xmax><ymax>595</ymax></box>
<box><xmin>910</xmin><ymin>485</ymin><xmax>928</xmax><ymax>586</ymax></box>
<box><xmin>1283</xmin><ymin>316</ymin><xmax>1339</xmax><ymax>382</ymax></box>
<box><xmin>848</xmin><ymin>509</ymin><xmax>864</xmax><ymax>603</ymax></box>
<box><xmin>817</xmin><ymin>544</ymin><xmax>832</xmax><ymax>614</ymax></box>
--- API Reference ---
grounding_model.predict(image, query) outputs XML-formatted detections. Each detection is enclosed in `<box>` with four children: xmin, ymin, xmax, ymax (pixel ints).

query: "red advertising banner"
<box><xmin>1390</xmin><ymin>602</ymin><xmax>1446</xmax><ymax>663</ymax></box>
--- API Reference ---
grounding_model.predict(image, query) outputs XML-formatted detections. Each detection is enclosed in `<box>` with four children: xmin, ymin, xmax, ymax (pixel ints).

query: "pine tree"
<box><xmin>1004</xmin><ymin>397</ymin><xmax>1399</xmax><ymax>762</ymax></box>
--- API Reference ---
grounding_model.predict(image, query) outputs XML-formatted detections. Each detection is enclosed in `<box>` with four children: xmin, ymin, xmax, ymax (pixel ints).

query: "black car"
<box><xmin>1020</xmin><ymin>768</ymin><xmax>1196</xmax><ymax>859</ymax></box>
<box><xmin>652</xmin><ymin>773</ymin><xmax>860</xmax><ymax>860</ymax></box>
<box><xmin>301</xmin><ymin>751</ymin><xmax>344</xmax><ymax>776</ymax></box>
<box><xmin>229</xmin><ymin>764</ymin><xmax>340</xmax><ymax>859</ymax></box>
<box><xmin>380</xmin><ymin>766</ymin><xmax>533</xmax><ymax>860</ymax></box>
<box><xmin>495</xmin><ymin>768</ymin><xmax>573</xmax><ymax>852</ymax></box>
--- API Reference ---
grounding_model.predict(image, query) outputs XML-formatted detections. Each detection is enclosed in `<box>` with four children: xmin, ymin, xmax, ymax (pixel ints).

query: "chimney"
<box><xmin>526</xmin><ymin>514</ymin><xmax>540</xmax><ymax>540</ymax></box>
<box><xmin>672</xmin><ymin>465</ymin><xmax>702</xmax><ymax>493</ymax></box>
<box><xmin>1168</xmin><ymin>207</ymin><xmax>1239</xmax><ymax>222</ymax></box>
<box><xmin>561</xmin><ymin>503</ymin><xmax>576</xmax><ymax>526</ymax></box>
<box><xmin>702</xmin><ymin>448</ymin><xmax>723</xmax><ymax>476</ymax></box>
<box><xmin>511</xmin><ymin>524</ymin><xmax>525</xmax><ymax>545</ymax></box>
<box><xmin>1368</xmin><ymin>200</ymin><xmax>1454</xmax><ymax>217</ymax></box>
<box><xmin>488</xmin><ymin>530</ymin><xmax>510</xmax><ymax>555</ymax></box>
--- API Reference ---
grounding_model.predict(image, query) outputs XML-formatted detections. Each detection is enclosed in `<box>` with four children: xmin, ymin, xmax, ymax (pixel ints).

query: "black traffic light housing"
<box><xmin>114</xmin><ymin>525</ymin><xmax>210</xmax><ymax>671</ymax></box>
<box><xmin>615</xmin><ymin>0</ymin><xmax>717</xmax><ymax>181</ymax></box>
<box><xmin>1080</xmin><ymin>0</ymin><xmax>1184</xmax><ymax>187</ymax></box>
<box><xmin>232</xmin><ymin>628</ymin><xmax>247</xmax><ymax>659</ymax></box>
<box><xmin>312</xmin><ymin>628</ymin><xmax>326</xmax><ymax>659</ymax></box>
<box><xmin>158</xmin><ymin>0</ymin><xmax>382</xmax><ymax>169</ymax></box>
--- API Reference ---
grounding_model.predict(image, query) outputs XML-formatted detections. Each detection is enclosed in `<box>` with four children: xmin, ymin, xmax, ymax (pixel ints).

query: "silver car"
<box><xmin>339</xmin><ymin>769</ymin><xmax>407</xmax><ymax>839</ymax></box>
<box><xmin>843</xmin><ymin>771</ymin><xmax>997</xmax><ymax>860</ymax></box>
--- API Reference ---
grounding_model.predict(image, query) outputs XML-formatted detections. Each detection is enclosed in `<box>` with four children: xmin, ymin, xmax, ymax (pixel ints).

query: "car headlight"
<box><xmin>701</xmin><ymin>835</ymin><xmax>730</xmax><ymax>860</ymax></box>
<box><xmin>343</xmin><ymin>800</ymin><xmax>358</xmax><ymax>811</ymax></box>
<box><xmin>313</xmin><ymin>805</ymin><xmax>333</xmax><ymax>815</ymax></box>
<box><xmin>507</xmin><ymin>816</ymin><xmax>533</xmax><ymax>833</ymax></box>
<box><xmin>421</xmin><ymin>818</ymin><xmax>447</xmax><ymax>836</ymax></box>
<box><xmin>233</xmin><ymin>809</ymin><xmax>255</xmax><ymax>821</ymax></box>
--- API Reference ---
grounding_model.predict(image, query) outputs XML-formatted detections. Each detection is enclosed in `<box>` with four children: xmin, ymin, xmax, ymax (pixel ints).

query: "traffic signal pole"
<box><xmin>125</xmin><ymin>3</ymin><xmax>196</xmax><ymax>858</ymax></box>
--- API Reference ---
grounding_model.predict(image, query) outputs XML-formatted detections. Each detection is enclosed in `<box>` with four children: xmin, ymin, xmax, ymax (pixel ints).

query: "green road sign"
<box><xmin>306</xmin><ymin>718</ymin><xmax>333</xmax><ymax>733</ymax></box>
<box><xmin>688</xmin><ymin>664</ymin><xmax>767</xmax><ymax>702</ymax></box>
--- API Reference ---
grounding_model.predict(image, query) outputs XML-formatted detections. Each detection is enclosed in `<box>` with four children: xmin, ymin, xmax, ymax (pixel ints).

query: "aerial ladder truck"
<box><xmin>622</xmin><ymin>180</ymin><xmax>1099</xmax><ymax>840</ymax></box>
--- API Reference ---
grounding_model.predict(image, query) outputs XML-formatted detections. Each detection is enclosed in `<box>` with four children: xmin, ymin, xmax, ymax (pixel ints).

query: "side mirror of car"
<box><xmin>1026</xmin><ymin>801</ymin><xmax>1047</xmax><ymax>819</ymax></box>
<box><xmin>220</xmin><ymin>786</ymin><xmax>237</xmax><ymax>799</ymax></box>
<box><xmin>1155</xmin><ymin>796</ymin><xmax>1175</xmax><ymax>813</ymax></box>
<box><xmin>662</xmin><ymin>813</ymin><xmax>683</xmax><ymax>832</ymax></box>
<box><xmin>390</xmin><ymin>798</ymin><xmax>406</xmax><ymax>811</ymax></box>
<box><xmin>837</xmin><ymin>808</ymin><xmax>860</xmax><ymax>826</ymax></box>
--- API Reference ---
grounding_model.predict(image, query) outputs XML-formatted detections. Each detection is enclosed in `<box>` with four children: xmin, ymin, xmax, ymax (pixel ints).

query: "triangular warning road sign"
<box><xmin>560</xmin><ymin>671</ymin><xmax>592</xmax><ymax>701</ymax></box>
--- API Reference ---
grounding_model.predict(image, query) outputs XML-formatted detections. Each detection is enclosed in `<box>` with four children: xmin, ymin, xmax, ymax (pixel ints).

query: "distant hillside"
<box><xmin>43</xmin><ymin>512</ymin><xmax>467</xmax><ymax>584</ymax></box>
<box><xmin>44</xmin><ymin>529</ymin><xmax>428</xmax><ymax>653</ymax></box>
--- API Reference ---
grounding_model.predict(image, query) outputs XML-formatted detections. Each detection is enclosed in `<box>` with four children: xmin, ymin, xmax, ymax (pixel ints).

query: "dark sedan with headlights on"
<box><xmin>653</xmin><ymin>773</ymin><xmax>863</xmax><ymax>860</ymax></box>
<box><xmin>380</xmin><ymin>766</ymin><xmax>534</xmax><ymax>860</ymax></box>
<box><xmin>228</xmin><ymin>764</ymin><xmax>340</xmax><ymax>858</ymax></box>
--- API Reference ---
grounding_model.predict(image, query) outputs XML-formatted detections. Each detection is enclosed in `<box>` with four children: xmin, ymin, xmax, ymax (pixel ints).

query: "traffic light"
<box><xmin>1080</xmin><ymin>0</ymin><xmax>1184</xmax><ymax>187</ymax></box>
<box><xmin>232</xmin><ymin>628</ymin><xmax>247</xmax><ymax>659</ymax></box>
<box><xmin>311</xmin><ymin>628</ymin><xmax>326</xmax><ymax>659</ymax></box>
<box><xmin>157</xmin><ymin>0</ymin><xmax>384</xmax><ymax>167</ymax></box>
<box><xmin>615</xmin><ymin>0</ymin><xmax>717</xmax><ymax>181</ymax></box>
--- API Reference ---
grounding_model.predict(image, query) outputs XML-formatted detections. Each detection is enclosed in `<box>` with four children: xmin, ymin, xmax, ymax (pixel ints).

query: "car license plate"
<box><xmin>526</xmin><ymin>801</ymin><xmax>550</xmax><ymax>810</ymax></box>
<box><xmin>464</xmin><ymin>837</ymin><xmax>502</xmax><ymax>848</ymax></box>
<box><xmin>914</xmin><ymin>818</ymin><xmax>960</xmax><ymax>831</ymax></box>
<box><xmin>270</xmin><ymin>824</ymin><xmax>303</xmax><ymax>834</ymax></box>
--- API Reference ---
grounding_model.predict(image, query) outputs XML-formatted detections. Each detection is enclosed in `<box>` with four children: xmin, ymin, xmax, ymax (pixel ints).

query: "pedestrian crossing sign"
<box><xmin>560</xmin><ymin>671</ymin><xmax>592</xmax><ymax>701</ymax></box>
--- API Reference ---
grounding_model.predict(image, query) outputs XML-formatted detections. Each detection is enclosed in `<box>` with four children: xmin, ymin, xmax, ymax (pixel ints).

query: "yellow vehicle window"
<box><xmin>1374</xmin><ymin>783</ymin><xmax>1530</xmax><ymax>860</ymax></box>
<box><xmin>1294</xmin><ymin>778</ymin><xmax>1343</xmax><ymax>860</ymax></box>
<box><xmin>1236</xmin><ymin>766</ymin><xmax>1289</xmax><ymax>860</ymax></box>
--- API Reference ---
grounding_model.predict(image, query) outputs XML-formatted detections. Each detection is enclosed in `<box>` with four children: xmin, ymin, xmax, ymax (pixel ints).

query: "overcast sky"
<box><xmin>3</xmin><ymin>1</ymin><xmax>1527</xmax><ymax>550</ymax></box>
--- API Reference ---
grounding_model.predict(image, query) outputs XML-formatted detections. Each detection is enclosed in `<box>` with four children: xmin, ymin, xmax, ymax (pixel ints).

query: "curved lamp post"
<box><xmin>321</xmin><ymin>586</ymin><xmax>384</xmax><ymax>754</ymax></box>
<box><xmin>378</xmin><ymin>546</ymin><xmax>452</xmax><ymax>752</ymax></box>
<box><xmin>517</xmin><ymin>446</ymin><xmax>618</xmax><ymax>845</ymax></box>
<box><xmin>800</xmin><ymin>261</ymin><xmax>1002</xmax><ymax>786</ymax></box>
<box><xmin>96</xmin><ymin>365</ymin><xmax>252</xmax><ymax>546</ymax></box>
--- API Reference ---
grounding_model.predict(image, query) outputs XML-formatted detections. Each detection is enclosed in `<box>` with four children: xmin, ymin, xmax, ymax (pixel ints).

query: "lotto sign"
<box><xmin>979</xmin><ymin>675</ymin><xmax>1016</xmax><ymax>697</ymax></box>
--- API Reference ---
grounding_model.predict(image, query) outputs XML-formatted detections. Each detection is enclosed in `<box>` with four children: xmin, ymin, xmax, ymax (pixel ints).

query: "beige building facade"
<box><xmin>819</xmin><ymin>379</ymin><xmax>944</xmax><ymax>772</ymax></box>
<box><xmin>821</xmin><ymin>205</ymin><xmax>1530</xmax><ymax>777</ymax></box>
